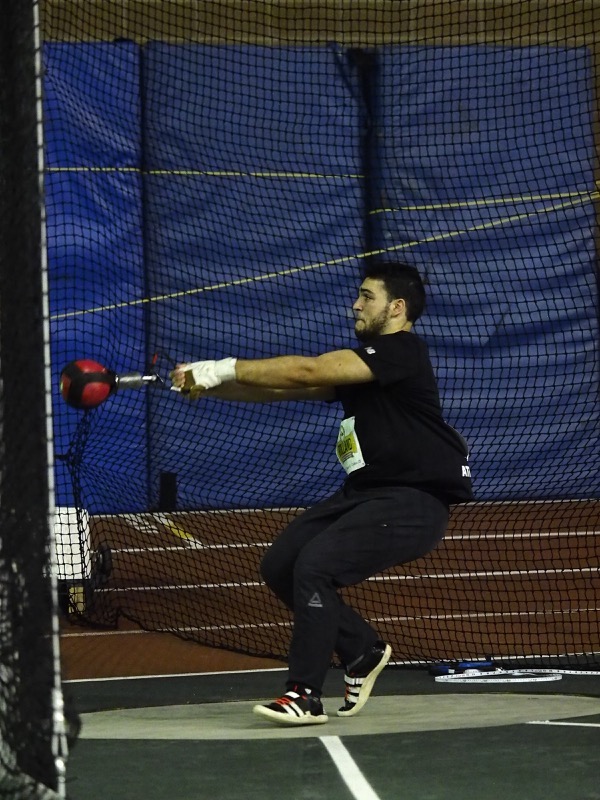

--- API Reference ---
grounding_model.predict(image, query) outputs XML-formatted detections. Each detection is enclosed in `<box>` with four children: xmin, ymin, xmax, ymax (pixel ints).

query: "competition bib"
<box><xmin>336</xmin><ymin>416</ymin><xmax>366</xmax><ymax>474</ymax></box>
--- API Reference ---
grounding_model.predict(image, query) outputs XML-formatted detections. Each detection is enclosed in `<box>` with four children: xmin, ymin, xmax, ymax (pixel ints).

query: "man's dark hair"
<box><xmin>362</xmin><ymin>261</ymin><xmax>426</xmax><ymax>322</ymax></box>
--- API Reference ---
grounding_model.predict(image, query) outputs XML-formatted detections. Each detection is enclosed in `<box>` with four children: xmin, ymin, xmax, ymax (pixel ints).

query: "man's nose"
<box><xmin>352</xmin><ymin>298</ymin><xmax>362</xmax><ymax>311</ymax></box>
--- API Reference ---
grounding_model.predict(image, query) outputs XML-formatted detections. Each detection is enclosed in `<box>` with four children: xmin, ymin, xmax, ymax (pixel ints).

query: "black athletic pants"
<box><xmin>259</xmin><ymin>484</ymin><xmax>449</xmax><ymax>694</ymax></box>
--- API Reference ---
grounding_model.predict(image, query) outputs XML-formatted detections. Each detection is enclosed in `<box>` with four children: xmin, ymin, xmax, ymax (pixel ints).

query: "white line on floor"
<box><xmin>528</xmin><ymin>720</ymin><xmax>600</xmax><ymax>728</ymax></box>
<box><xmin>63</xmin><ymin>666</ymin><xmax>286</xmax><ymax>683</ymax></box>
<box><xmin>320</xmin><ymin>735</ymin><xmax>381</xmax><ymax>800</ymax></box>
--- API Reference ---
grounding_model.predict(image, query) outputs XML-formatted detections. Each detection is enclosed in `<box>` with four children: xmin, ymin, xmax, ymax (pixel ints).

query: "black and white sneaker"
<box><xmin>337</xmin><ymin>641</ymin><xmax>392</xmax><ymax>717</ymax></box>
<box><xmin>253</xmin><ymin>691</ymin><xmax>328</xmax><ymax>726</ymax></box>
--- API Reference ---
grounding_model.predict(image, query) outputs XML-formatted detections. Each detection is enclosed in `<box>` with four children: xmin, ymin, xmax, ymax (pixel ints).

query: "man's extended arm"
<box><xmin>202</xmin><ymin>383</ymin><xmax>335</xmax><ymax>403</ymax></box>
<box><xmin>235</xmin><ymin>351</ymin><xmax>373</xmax><ymax>388</ymax></box>
<box><xmin>171</xmin><ymin>349</ymin><xmax>375</xmax><ymax>401</ymax></box>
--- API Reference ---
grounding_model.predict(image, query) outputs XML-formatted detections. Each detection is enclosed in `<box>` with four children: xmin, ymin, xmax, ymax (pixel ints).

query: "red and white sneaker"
<box><xmin>253</xmin><ymin>691</ymin><xmax>328</xmax><ymax>726</ymax></box>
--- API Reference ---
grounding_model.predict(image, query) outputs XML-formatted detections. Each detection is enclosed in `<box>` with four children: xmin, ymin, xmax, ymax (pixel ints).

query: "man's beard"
<box><xmin>354</xmin><ymin>310</ymin><xmax>389</xmax><ymax>342</ymax></box>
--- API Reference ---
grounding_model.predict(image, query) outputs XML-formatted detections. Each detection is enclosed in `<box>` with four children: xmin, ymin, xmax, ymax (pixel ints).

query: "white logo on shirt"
<box><xmin>364</xmin><ymin>346</ymin><xmax>376</xmax><ymax>354</ymax></box>
<box><xmin>462</xmin><ymin>465</ymin><xmax>471</xmax><ymax>477</ymax></box>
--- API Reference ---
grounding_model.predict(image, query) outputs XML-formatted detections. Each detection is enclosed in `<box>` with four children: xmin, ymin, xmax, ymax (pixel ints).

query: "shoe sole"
<box><xmin>252</xmin><ymin>704</ymin><xmax>329</xmax><ymax>726</ymax></box>
<box><xmin>336</xmin><ymin>644</ymin><xmax>392</xmax><ymax>717</ymax></box>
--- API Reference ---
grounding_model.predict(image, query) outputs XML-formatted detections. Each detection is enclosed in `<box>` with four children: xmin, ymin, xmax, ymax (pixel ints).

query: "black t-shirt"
<box><xmin>334</xmin><ymin>331</ymin><xmax>474</xmax><ymax>505</ymax></box>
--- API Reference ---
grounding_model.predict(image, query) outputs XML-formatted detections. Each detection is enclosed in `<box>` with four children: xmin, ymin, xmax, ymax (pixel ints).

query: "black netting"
<box><xmin>44</xmin><ymin>4</ymin><xmax>599</xmax><ymax>669</ymax></box>
<box><xmin>1</xmin><ymin>1</ymin><xmax>72</xmax><ymax>797</ymax></box>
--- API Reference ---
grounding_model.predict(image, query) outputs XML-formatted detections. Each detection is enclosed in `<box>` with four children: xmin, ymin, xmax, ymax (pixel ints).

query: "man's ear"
<box><xmin>390</xmin><ymin>298</ymin><xmax>406</xmax><ymax>317</ymax></box>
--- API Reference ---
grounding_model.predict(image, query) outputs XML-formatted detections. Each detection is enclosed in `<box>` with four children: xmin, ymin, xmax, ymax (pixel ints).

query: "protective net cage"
<box><xmin>43</xmin><ymin>2</ymin><xmax>599</xmax><ymax>669</ymax></box>
<box><xmin>1</xmin><ymin>1</ymin><xmax>73</xmax><ymax>797</ymax></box>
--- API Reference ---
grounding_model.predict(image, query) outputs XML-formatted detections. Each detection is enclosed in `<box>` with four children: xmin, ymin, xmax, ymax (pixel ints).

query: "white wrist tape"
<box><xmin>214</xmin><ymin>357</ymin><xmax>238</xmax><ymax>384</ymax></box>
<box><xmin>187</xmin><ymin>357</ymin><xmax>237</xmax><ymax>389</ymax></box>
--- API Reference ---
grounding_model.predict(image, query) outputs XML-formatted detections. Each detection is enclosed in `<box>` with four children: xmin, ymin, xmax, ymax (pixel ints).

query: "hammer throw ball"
<box><xmin>60</xmin><ymin>359</ymin><xmax>116</xmax><ymax>409</ymax></box>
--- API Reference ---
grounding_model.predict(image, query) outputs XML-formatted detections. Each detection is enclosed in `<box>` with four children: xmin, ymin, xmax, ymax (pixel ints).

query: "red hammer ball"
<box><xmin>60</xmin><ymin>359</ymin><xmax>116</xmax><ymax>410</ymax></box>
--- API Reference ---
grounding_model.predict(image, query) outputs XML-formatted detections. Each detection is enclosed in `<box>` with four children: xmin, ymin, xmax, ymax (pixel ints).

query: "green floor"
<box><xmin>65</xmin><ymin>668</ymin><xmax>600</xmax><ymax>800</ymax></box>
<box><xmin>67</xmin><ymin>722</ymin><xmax>600</xmax><ymax>800</ymax></box>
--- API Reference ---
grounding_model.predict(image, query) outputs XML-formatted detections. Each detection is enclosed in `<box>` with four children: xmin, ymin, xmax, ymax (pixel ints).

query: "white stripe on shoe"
<box><xmin>337</xmin><ymin>644</ymin><xmax>392</xmax><ymax>717</ymax></box>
